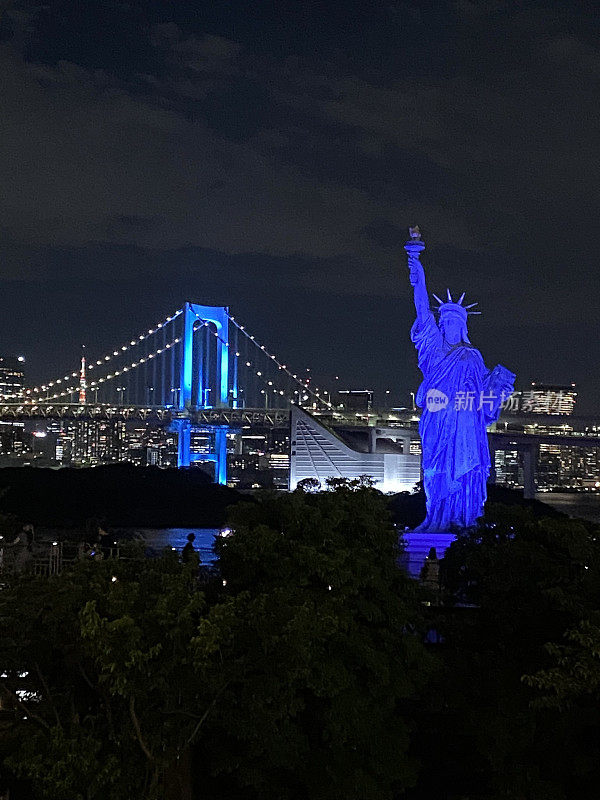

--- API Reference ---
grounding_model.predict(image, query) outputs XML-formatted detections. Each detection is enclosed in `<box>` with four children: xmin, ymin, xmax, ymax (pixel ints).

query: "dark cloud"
<box><xmin>0</xmin><ymin>1</ymin><xmax>599</xmax><ymax>407</ymax></box>
<box><xmin>360</xmin><ymin>220</ymin><xmax>407</xmax><ymax>249</ymax></box>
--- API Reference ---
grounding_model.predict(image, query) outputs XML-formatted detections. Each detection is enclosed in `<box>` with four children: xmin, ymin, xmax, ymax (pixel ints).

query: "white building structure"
<box><xmin>289</xmin><ymin>406</ymin><xmax>420</xmax><ymax>493</ymax></box>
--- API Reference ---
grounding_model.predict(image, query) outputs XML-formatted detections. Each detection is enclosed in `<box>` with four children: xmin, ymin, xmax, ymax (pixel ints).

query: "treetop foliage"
<box><xmin>0</xmin><ymin>485</ymin><xmax>432</xmax><ymax>800</ymax></box>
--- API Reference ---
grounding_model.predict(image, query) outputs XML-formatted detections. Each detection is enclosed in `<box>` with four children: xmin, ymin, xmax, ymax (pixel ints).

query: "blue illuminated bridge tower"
<box><xmin>172</xmin><ymin>303</ymin><xmax>234</xmax><ymax>483</ymax></box>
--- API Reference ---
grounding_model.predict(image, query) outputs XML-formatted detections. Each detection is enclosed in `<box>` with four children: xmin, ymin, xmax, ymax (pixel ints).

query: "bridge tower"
<box><xmin>178</xmin><ymin>302</ymin><xmax>232</xmax><ymax>410</ymax></box>
<box><xmin>172</xmin><ymin>303</ymin><xmax>234</xmax><ymax>483</ymax></box>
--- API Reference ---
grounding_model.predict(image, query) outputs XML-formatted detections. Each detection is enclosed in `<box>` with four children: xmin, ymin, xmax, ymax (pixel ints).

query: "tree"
<box><xmin>195</xmin><ymin>487</ymin><xmax>433</xmax><ymax>800</ymax></box>
<box><xmin>323</xmin><ymin>475</ymin><xmax>377</xmax><ymax>491</ymax></box>
<box><xmin>296</xmin><ymin>477</ymin><xmax>321</xmax><ymax>493</ymax></box>
<box><xmin>408</xmin><ymin>503</ymin><xmax>600</xmax><ymax>799</ymax></box>
<box><xmin>0</xmin><ymin>487</ymin><xmax>433</xmax><ymax>800</ymax></box>
<box><xmin>524</xmin><ymin>617</ymin><xmax>600</xmax><ymax>707</ymax></box>
<box><xmin>0</xmin><ymin>550</ymin><xmax>218</xmax><ymax>800</ymax></box>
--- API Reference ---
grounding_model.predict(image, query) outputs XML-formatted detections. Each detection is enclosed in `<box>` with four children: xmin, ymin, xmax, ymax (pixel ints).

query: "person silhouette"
<box><xmin>182</xmin><ymin>533</ymin><xmax>200</xmax><ymax>566</ymax></box>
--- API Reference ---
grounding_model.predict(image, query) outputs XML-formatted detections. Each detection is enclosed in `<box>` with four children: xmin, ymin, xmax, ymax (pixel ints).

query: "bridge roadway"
<box><xmin>0</xmin><ymin>403</ymin><xmax>290</xmax><ymax>426</ymax></box>
<box><xmin>2</xmin><ymin>402</ymin><xmax>600</xmax><ymax>434</ymax></box>
<box><xmin>2</xmin><ymin>403</ymin><xmax>600</xmax><ymax>443</ymax></box>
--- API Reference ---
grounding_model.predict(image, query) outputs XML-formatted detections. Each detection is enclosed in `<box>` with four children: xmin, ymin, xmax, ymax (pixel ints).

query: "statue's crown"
<box><xmin>433</xmin><ymin>290</ymin><xmax>481</xmax><ymax>318</ymax></box>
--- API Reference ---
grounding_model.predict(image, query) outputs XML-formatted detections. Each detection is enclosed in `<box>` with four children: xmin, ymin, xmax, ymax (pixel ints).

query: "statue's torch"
<box><xmin>404</xmin><ymin>226</ymin><xmax>425</xmax><ymax>285</ymax></box>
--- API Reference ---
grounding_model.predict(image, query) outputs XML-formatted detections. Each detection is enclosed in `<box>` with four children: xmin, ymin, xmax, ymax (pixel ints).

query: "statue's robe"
<box><xmin>411</xmin><ymin>312</ymin><xmax>515</xmax><ymax>532</ymax></box>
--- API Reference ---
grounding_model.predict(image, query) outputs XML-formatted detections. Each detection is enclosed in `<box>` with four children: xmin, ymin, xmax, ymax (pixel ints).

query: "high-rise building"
<box><xmin>124</xmin><ymin>424</ymin><xmax>178</xmax><ymax>467</ymax></box>
<box><xmin>70</xmin><ymin>420</ymin><xmax>126</xmax><ymax>464</ymax></box>
<box><xmin>227</xmin><ymin>426</ymin><xmax>291</xmax><ymax>489</ymax></box>
<box><xmin>493</xmin><ymin>449</ymin><xmax>521</xmax><ymax>487</ymax></box>
<box><xmin>0</xmin><ymin>420</ymin><xmax>28</xmax><ymax>463</ymax></box>
<box><xmin>507</xmin><ymin>383</ymin><xmax>577</xmax><ymax>415</ymax></box>
<box><xmin>0</xmin><ymin>356</ymin><xmax>25</xmax><ymax>400</ymax></box>
<box><xmin>335</xmin><ymin>390</ymin><xmax>373</xmax><ymax>414</ymax></box>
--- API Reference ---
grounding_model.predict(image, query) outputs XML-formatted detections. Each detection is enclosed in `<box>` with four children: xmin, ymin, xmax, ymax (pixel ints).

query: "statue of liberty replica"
<box><xmin>405</xmin><ymin>227</ymin><xmax>515</xmax><ymax>532</ymax></box>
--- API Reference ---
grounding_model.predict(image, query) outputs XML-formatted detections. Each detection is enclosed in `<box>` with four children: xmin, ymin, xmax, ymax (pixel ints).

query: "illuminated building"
<box><xmin>268</xmin><ymin>452</ymin><xmax>290</xmax><ymax>487</ymax></box>
<box><xmin>71</xmin><ymin>420</ymin><xmax>126</xmax><ymax>464</ymax></box>
<box><xmin>492</xmin><ymin>383</ymin><xmax>600</xmax><ymax>489</ymax></box>
<box><xmin>227</xmin><ymin>427</ymin><xmax>290</xmax><ymax>489</ymax></box>
<box><xmin>79</xmin><ymin>351</ymin><xmax>87</xmax><ymax>404</ymax></box>
<box><xmin>335</xmin><ymin>389</ymin><xmax>373</xmax><ymax>414</ymax></box>
<box><xmin>290</xmin><ymin>406</ymin><xmax>420</xmax><ymax>492</ymax></box>
<box><xmin>0</xmin><ymin>356</ymin><xmax>25</xmax><ymax>400</ymax></box>
<box><xmin>508</xmin><ymin>383</ymin><xmax>577</xmax><ymax>415</ymax></box>
<box><xmin>125</xmin><ymin>424</ymin><xmax>178</xmax><ymax>467</ymax></box>
<box><xmin>535</xmin><ymin>442</ymin><xmax>600</xmax><ymax>490</ymax></box>
<box><xmin>493</xmin><ymin>449</ymin><xmax>521</xmax><ymax>487</ymax></box>
<box><xmin>0</xmin><ymin>420</ymin><xmax>27</xmax><ymax>463</ymax></box>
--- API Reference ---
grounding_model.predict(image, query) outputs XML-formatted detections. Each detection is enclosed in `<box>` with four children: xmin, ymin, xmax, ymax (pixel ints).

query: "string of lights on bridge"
<box><xmin>3</xmin><ymin>305</ymin><xmax>334</xmax><ymax>409</ymax></box>
<box><xmin>8</xmin><ymin>335</ymin><xmax>182</xmax><ymax>404</ymax></box>
<box><xmin>226</xmin><ymin>311</ymin><xmax>335</xmax><ymax>410</ymax></box>
<box><xmin>190</xmin><ymin>308</ymin><xmax>334</xmax><ymax>410</ymax></box>
<box><xmin>1</xmin><ymin>310</ymin><xmax>183</xmax><ymax>402</ymax></box>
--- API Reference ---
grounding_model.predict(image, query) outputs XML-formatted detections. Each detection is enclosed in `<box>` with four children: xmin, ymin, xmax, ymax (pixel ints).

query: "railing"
<box><xmin>0</xmin><ymin>540</ymin><xmax>218</xmax><ymax>580</ymax></box>
<box><xmin>0</xmin><ymin>403</ymin><xmax>291</xmax><ymax>424</ymax></box>
<box><xmin>0</xmin><ymin>403</ymin><xmax>173</xmax><ymax>421</ymax></box>
<box><xmin>0</xmin><ymin>541</ymin><xmax>66</xmax><ymax>577</ymax></box>
<box><xmin>0</xmin><ymin>541</ymin><xmax>127</xmax><ymax>577</ymax></box>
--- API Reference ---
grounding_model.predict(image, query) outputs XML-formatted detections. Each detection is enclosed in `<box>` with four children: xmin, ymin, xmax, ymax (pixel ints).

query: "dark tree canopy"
<box><xmin>3</xmin><ymin>486</ymin><xmax>600</xmax><ymax>800</ymax></box>
<box><xmin>409</xmin><ymin>503</ymin><xmax>600</xmax><ymax>800</ymax></box>
<box><xmin>0</xmin><ymin>486</ymin><xmax>432</xmax><ymax>800</ymax></box>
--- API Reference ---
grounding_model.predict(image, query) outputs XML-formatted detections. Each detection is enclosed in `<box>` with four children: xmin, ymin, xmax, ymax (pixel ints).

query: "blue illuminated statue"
<box><xmin>406</xmin><ymin>227</ymin><xmax>515</xmax><ymax>532</ymax></box>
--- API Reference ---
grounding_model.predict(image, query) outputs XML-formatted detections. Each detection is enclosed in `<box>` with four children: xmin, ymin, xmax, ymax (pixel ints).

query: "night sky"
<box><xmin>1</xmin><ymin>1</ymin><xmax>599</xmax><ymax>410</ymax></box>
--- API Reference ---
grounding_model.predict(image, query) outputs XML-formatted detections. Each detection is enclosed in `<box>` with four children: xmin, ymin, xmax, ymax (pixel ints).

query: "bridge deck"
<box><xmin>1</xmin><ymin>404</ymin><xmax>600</xmax><ymax>448</ymax></box>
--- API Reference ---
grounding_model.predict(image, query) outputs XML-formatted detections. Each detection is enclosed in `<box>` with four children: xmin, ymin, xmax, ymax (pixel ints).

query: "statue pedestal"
<box><xmin>400</xmin><ymin>531</ymin><xmax>456</xmax><ymax>579</ymax></box>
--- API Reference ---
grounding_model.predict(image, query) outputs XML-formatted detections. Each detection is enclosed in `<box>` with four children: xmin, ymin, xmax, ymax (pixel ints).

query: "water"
<box><xmin>535</xmin><ymin>493</ymin><xmax>600</xmax><ymax>524</ymax></box>
<box><xmin>67</xmin><ymin>495</ymin><xmax>600</xmax><ymax>565</ymax></box>
<box><xmin>123</xmin><ymin>528</ymin><xmax>222</xmax><ymax>564</ymax></box>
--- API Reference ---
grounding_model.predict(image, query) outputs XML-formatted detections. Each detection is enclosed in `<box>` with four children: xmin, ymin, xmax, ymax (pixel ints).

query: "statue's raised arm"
<box><xmin>404</xmin><ymin>226</ymin><xmax>430</xmax><ymax>321</ymax></box>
